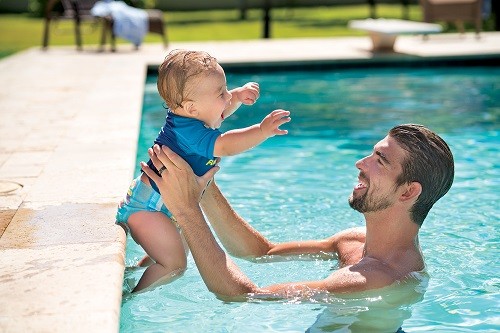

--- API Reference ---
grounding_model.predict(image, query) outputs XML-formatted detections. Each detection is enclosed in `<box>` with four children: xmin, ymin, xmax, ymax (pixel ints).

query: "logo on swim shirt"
<box><xmin>206</xmin><ymin>159</ymin><xmax>217</xmax><ymax>166</ymax></box>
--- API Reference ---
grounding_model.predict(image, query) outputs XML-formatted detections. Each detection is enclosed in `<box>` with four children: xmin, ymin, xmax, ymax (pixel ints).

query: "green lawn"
<box><xmin>0</xmin><ymin>4</ymin><xmax>491</xmax><ymax>58</ymax></box>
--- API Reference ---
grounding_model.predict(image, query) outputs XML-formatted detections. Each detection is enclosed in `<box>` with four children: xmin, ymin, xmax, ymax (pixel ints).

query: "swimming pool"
<box><xmin>121</xmin><ymin>65</ymin><xmax>499</xmax><ymax>332</ymax></box>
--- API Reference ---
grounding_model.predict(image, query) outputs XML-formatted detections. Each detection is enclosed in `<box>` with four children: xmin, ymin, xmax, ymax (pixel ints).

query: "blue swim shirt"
<box><xmin>147</xmin><ymin>111</ymin><xmax>221</xmax><ymax>192</ymax></box>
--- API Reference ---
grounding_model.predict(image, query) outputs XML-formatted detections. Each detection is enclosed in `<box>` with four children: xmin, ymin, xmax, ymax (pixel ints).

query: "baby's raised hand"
<box><xmin>259</xmin><ymin>109</ymin><xmax>291</xmax><ymax>138</ymax></box>
<box><xmin>234</xmin><ymin>82</ymin><xmax>260</xmax><ymax>105</ymax></box>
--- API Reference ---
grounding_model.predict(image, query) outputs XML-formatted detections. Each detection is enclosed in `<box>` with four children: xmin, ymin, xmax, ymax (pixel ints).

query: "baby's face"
<box><xmin>188</xmin><ymin>64</ymin><xmax>232</xmax><ymax>129</ymax></box>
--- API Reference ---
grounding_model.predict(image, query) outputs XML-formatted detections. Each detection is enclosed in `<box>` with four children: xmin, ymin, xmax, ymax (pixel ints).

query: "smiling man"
<box><xmin>141</xmin><ymin>124</ymin><xmax>454</xmax><ymax>298</ymax></box>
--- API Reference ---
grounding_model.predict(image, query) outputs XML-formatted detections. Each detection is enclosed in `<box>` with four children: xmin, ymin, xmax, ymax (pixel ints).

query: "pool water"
<box><xmin>121</xmin><ymin>66</ymin><xmax>499</xmax><ymax>332</ymax></box>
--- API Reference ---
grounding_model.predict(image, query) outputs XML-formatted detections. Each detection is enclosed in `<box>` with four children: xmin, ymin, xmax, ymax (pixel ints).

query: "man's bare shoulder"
<box><xmin>324</xmin><ymin>256</ymin><xmax>396</xmax><ymax>293</ymax></box>
<box><xmin>327</xmin><ymin>227</ymin><xmax>366</xmax><ymax>266</ymax></box>
<box><xmin>330</xmin><ymin>227</ymin><xmax>366</xmax><ymax>243</ymax></box>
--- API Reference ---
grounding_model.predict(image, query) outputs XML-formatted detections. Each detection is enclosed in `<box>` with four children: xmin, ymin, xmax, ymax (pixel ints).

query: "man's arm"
<box><xmin>200</xmin><ymin>180</ymin><xmax>275</xmax><ymax>258</ymax></box>
<box><xmin>213</xmin><ymin>109</ymin><xmax>290</xmax><ymax>157</ymax></box>
<box><xmin>262</xmin><ymin>258</ymin><xmax>396</xmax><ymax>297</ymax></box>
<box><xmin>201</xmin><ymin>181</ymin><xmax>339</xmax><ymax>258</ymax></box>
<box><xmin>170</xmin><ymin>202</ymin><xmax>259</xmax><ymax>297</ymax></box>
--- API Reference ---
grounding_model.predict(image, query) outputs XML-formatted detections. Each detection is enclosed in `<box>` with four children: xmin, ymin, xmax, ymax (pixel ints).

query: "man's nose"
<box><xmin>355</xmin><ymin>156</ymin><xmax>367</xmax><ymax>169</ymax></box>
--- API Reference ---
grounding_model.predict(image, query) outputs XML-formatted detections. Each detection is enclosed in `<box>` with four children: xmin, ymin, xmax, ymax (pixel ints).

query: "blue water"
<box><xmin>121</xmin><ymin>66</ymin><xmax>500</xmax><ymax>332</ymax></box>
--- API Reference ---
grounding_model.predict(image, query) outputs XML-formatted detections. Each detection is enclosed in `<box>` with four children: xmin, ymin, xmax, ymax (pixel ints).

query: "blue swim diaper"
<box><xmin>116</xmin><ymin>175</ymin><xmax>173</xmax><ymax>223</ymax></box>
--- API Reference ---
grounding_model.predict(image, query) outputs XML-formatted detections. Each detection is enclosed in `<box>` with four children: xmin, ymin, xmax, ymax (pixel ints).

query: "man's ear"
<box><xmin>182</xmin><ymin>101</ymin><xmax>198</xmax><ymax>116</ymax></box>
<box><xmin>400</xmin><ymin>182</ymin><xmax>422</xmax><ymax>202</ymax></box>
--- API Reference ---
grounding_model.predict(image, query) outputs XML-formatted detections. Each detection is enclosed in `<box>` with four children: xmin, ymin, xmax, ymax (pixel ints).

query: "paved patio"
<box><xmin>0</xmin><ymin>32</ymin><xmax>499</xmax><ymax>332</ymax></box>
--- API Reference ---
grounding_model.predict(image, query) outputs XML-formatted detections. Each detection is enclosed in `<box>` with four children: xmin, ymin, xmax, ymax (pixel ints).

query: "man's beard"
<box><xmin>348</xmin><ymin>189</ymin><xmax>392</xmax><ymax>213</ymax></box>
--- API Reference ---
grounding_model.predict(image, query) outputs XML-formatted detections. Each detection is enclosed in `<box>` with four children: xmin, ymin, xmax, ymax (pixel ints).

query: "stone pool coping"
<box><xmin>1</xmin><ymin>32</ymin><xmax>499</xmax><ymax>332</ymax></box>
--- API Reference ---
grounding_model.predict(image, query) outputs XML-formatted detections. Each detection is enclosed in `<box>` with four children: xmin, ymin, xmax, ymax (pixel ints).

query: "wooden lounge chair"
<box><xmin>419</xmin><ymin>0</ymin><xmax>483</xmax><ymax>37</ymax></box>
<box><xmin>42</xmin><ymin>0</ymin><xmax>168</xmax><ymax>51</ymax></box>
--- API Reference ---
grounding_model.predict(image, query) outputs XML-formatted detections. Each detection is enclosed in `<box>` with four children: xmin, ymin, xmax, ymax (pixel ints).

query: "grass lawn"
<box><xmin>0</xmin><ymin>4</ymin><xmax>492</xmax><ymax>58</ymax></box>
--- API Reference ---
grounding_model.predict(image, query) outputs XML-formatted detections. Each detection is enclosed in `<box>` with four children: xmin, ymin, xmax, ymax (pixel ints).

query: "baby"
<box><xmin>116</xmin><ymin>49</ymin><xmax>291</xmax><ymax>292</ymax></box>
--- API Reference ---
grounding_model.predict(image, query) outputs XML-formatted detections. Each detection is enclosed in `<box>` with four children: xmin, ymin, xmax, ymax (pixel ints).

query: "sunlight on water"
<box><xmin>121</xmin><ymin>66</ymin><xmax>500</xmax><ymax>333</ymax></box>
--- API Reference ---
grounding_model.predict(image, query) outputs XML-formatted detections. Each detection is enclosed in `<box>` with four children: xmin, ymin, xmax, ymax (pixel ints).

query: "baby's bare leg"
<box><xmin>128</xmin><ymin>211</ymin><xmax>188</xmax><ymax>292</ymax></box>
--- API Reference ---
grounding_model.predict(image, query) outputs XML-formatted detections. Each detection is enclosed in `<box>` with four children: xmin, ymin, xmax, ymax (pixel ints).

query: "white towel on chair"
<box><xmin>91</xmin><ymin>0</ymin><xmax>148</xmax><ymax>47</ymax></box>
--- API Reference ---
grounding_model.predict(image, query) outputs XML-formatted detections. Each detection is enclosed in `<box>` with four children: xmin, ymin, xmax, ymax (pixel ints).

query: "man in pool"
<box><xmin>141</xmin><ymin>124</ymin><xmax>454</xmax><ymax>298</ymax></box>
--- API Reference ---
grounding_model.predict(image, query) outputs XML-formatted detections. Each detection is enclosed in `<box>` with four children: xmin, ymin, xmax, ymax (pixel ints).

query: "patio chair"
<box><xmin>42</xmin><ymin>0</ymin><xmax>168</xmax><ymax>51</ymax></box>
<box><xmin>419</xmin><ymin>0</ymin><xmax>483</xmax><ymax>37</ymax></box>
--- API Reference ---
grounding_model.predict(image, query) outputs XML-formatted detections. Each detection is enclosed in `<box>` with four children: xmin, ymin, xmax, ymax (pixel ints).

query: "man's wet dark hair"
<box><xmin>389</xmin><ymin>124</ymin><xmax>454</xmax><ymax>226</ymax></box>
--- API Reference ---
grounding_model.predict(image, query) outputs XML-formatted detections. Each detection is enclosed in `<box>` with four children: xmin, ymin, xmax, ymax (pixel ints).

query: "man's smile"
<box><xmin>354</xmin><ymin>173</ymin><xmax>368</xmax><ymax>191</ymax></box>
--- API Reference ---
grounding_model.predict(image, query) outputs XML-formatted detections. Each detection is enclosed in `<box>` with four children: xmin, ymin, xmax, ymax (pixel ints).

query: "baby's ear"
<box><xmin>182</xmin><ymin>101</ymin><xmax>198</xmax><ymax>116</ymax></box>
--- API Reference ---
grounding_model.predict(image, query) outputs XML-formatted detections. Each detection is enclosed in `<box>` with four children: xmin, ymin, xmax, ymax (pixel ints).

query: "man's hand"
<box><xmin>259</xmin><ymin>109</ymin><xmax>291</xmax><ymax>138</ymax></box>
<box><xmin>232</xmin><ymin>82</ymin><xmax>260</xmax><ymax>106</ymax></box>
<box><xmin>140</xmin><ymin>145</ymin><xmax>220</xmax><ymax>217</ymax></box>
